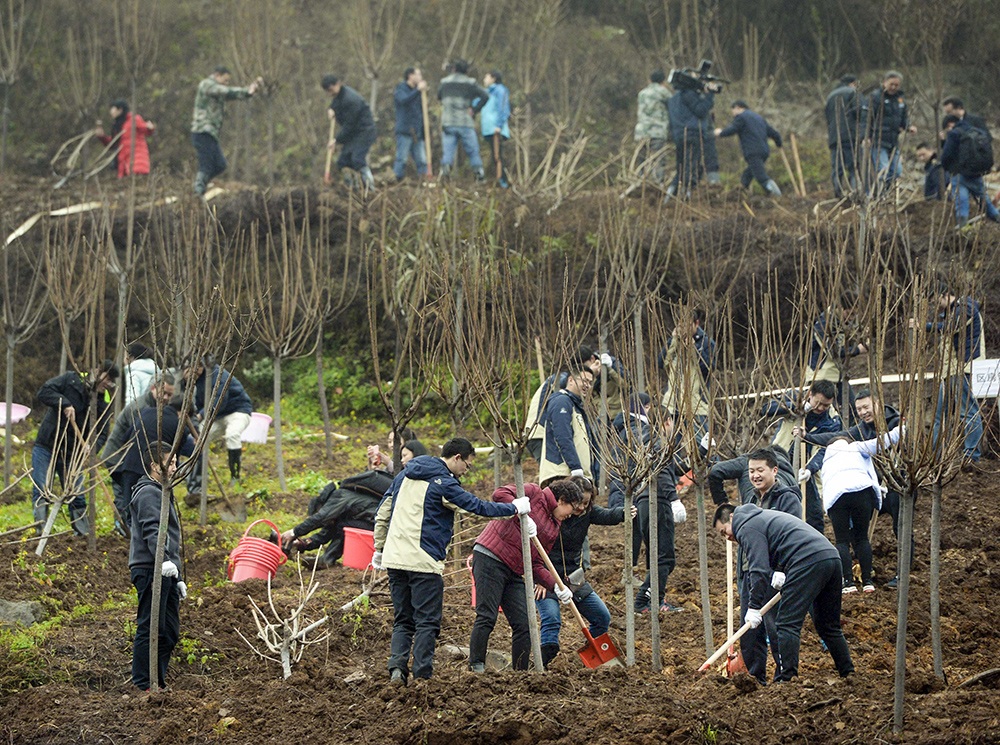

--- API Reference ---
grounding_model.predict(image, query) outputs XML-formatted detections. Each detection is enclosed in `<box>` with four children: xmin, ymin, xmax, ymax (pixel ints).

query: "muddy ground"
<box><xmin>1</xmin><ymin>432</ymin><xmax>999</xmax><ymax>745</ymax></box>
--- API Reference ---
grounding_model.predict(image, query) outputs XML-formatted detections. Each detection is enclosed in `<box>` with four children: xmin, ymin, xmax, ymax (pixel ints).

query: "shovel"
<box><xmin>699</xmin><ymin>591</ymin><xmax>781</xmax><ymax>672</ymax></box>
<box><xmin>531</xmin><ymin>536</ymin><xmax>624</xmax><ymax>668</ymax></box>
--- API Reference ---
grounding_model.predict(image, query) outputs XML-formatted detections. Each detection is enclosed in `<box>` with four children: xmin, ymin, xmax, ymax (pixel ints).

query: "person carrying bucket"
<box><xmin>128</xmin><ymin>441</ymin><xmax>185</xmax><ymax>691</ymax></box>
<box><xmin>372</xmin><ymin>438</ymin><xmax>530</xmax><ymax>687</ymax></box>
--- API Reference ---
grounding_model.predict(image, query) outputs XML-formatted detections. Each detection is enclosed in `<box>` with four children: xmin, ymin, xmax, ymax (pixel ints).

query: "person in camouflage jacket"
<box><xmin>190</xmin><ymin>65</ymin><xmax>262</xmax><ymax>196</ymax></box>
<box><xmin>633</xmin><ymin>70</ymin><xmax>671</xmax><ymax>185</ymax></box>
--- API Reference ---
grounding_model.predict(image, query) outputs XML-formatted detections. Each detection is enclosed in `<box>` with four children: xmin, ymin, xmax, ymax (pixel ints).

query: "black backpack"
<box><xmin>957</xmin><ymin>126</ymin><xmax>994</xmax><ymax>177</ymax></box>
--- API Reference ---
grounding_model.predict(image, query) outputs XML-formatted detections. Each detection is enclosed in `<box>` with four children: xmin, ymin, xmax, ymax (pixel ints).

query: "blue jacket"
<box><xmin>658</xmin><ymin>326</ymin><xmax>715</xmax><ymax>383</ymax></box>
<box><xmin>192</xmin><ymin>365</ymin><xmax>252</xmax><ymax>418</ymax></box>
<box><xmin>668</xmin><ymin>90</ymin><xmax>715</xmax><ymax>141</ymax></box>
<box><xmin>120</xmin><ymin>405</ymin><xmax>195</xmax><ymax>476</ymax></box>
<box><xmin>926</xmin><ymin>295</ymin><xmax>983</xmax><ymax>366</ymax></box>
<box><xmin>478</xmin><ymin>82</ymin><xmax>510</xmax><ymax>139</ymax></box>
<box><xmin>393</xmin><ymin>81</ymin><xmax>424</xmax><ymax>138</ymax></box>
<box><xmin>541</xmin><ymin>389</ymin><xmax>598</xmax><ymax>481</ymax></box>
<box><xmin>718</xmin><ymin>109</ymin><xmax>781</xmax><ymax>158</ymax></box>
<box><xmin>868</xmin><ymin>87</ymin><xmax>909</xmax><ymax>151</ymax></box>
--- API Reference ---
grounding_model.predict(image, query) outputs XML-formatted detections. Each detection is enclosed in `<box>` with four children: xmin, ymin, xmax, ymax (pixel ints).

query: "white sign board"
<box><xmin>971</xmin><ymin>358</ymin><xmax>1000</xmax><ymax>398</ymax></box>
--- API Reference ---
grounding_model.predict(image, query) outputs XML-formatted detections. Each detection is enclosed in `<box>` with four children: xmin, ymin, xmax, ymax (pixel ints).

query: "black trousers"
<box><xmin>774</xmin><ymin>556</ymin><xmax>854</xmax><ymax>681</ymax></box>
<box><xmin>468</xmin><ymin>551</ymin><xmax>532</xmax><ymax>670</ymax></box>
<box><xmin>804</xmin><ymin>480</ymin><xmax>825</xmax><ymax>533</ymax></box>
<box><xmin>671</xmin><ymin>133</ymin><xmax>703</xmax><ymax>192</ymax></box>
<box><xmin>739</xmin><ymin>571</ymin><xmax>781</xmax><ymax>683</ymax></box>
<box><xmin>131</xmin><ymin>568</ymin><xmax>180</xmax><ymax>689</ymax></box>
<box><xmin>387</xmin><ymin>569</ymin><xmax>444</xmax><ymax>679</ymax></box>
<box><xmin>633</xmin><ymin>498</ymin><xmax>676</xmax><ymax>607</ymax></box>
<box><xmin>740</xmin><ymin>154</ymin><xmax>771</xmax><ymax>189</ymax></box>
<box><xmin>191</xmin><ymin>132</ymin><xmax>227</xmax><ymax>181</ymax></box>
<box><xmin>486</xmin><ymin>133</ymin><xmax>509</xmax><ymax>184</ymax></box>
<box><xmin>827</xmin><ymin>487</ymin><xmax>876</xmax><ymax>584</ymax></box>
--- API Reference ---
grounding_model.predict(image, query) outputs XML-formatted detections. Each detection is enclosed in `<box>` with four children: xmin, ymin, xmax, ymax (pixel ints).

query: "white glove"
<box><xmin>770</xmin><ymin>571</ymin><xmax>786</xmax><ymax>590</ymax></box>
<box><xmin>555</xmin><ymin>585</ymin><xmax>573</xmax><ymax>604</ymax></box>
<box><xmin>600</xmin><ymin>353</ymin><xmax>613</xmax><ymax>367</ymax></box>
<box><xmin>745</xmin><ymin>608</ymin><xmax>763</xmax><ymax>629</ymax></box>
<box><xmin>671</xmin><ymin>500</ymin><xmax>687</xmax><ymax>524</ymax></box>
<box><xmin>797</xmin><ymin>468</ymin><xmax>812</xmax><ymax>483</ymax></box>
<box><xmin>512</xmin><ymin>497</ymin><xmax>531</xmax><ymax>515</ymax></box>
<box><xmin>176</xmin><ymin>581</ymin><xmax>188</xmax><ymax>601</ymax></box>
<box><xmin>523</xmin><ymin>516</ymin><xmax>537</xmax><ymax>538</ymax></box>
<box><xmin>570</xmin><ymin>468</ymin><xmax>585</xmax><ymax>478</ymax></box>
<box><xmin>161</xmin><ymin>561</ymin><xmax>179</xmax><ymax>578</ymax></box>
<box><xmin>699</xmin><ymin>432</ymin><xmax>716</xmax><ymax>451</ymax></box>
<box><xmin>371</xmin><ymin>551</ymin><xmax>383</xmax><ymax>570</ymax></box>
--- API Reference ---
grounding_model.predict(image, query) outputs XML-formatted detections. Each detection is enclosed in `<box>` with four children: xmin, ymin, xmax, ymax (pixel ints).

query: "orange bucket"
<box><xmin>227</xmin><ymin>519</ymin><xmax>287</xmax><ymax>583</ymax></box>
<box><xmin>342</xmin><ymin>527</ymin><xmax>375</xmax><ymax>570</ymax></box>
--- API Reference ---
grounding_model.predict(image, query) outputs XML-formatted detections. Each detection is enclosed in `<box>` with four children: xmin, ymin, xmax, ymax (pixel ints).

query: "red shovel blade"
<box><xmin>725</xmin><ymin>647</ymin><xmax>747</xmax><ymax>676</ymax></box>
<box><xmin>577</xmin><ymin>629</ymin><xmax>624</xmax><ymax>668</ymax></box>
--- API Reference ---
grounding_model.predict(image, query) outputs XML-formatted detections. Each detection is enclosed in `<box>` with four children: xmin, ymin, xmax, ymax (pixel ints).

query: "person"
<box><xmin>824</xmin><ymin>75</ymin><xmax>866</xmax><ymax>198</ymax></box>
<box><xmin>392</xmin><ymin>68</ymin><xmax>429</xmax><ymax>182</ymax></box>
<box><xmin>373</xmin><ymin>437</ymin><xmax>529</xmax><ymax>685</ymax></box>
<box><xmin>713</xmin><ymin>503</ymin><xmax>854</xmax><ymax>682</ymax></box>
<box><xmin>478</xmin><ymin>70</ymin><xmax>511</xmax><ymax>189</ymax></box>
<box><xmin>116</xmin><ymin>398</ymin><xmax>195</xmax><ymax>507</ymax></box>
<box><xmin>710</xmin><ymin>448</ymin><xmax>800</xmax><ymax>684</ymax></box>
<box><xmin>867</xmin><ymin>71</ymin><xmax>917</xmax><ymax>195</ymax></box>
<box><xmin>102</xmin><ymin>372</ymin><xmax>177</xmax><ymax>535</ymax></box>
<box><xmin>536</xmin><ymin>476</ymin><xmax>630</xmax><ymax>668</ymax></box>
<box><xmin>128</xmin><ymin>441</ymin><xmax>185</xmax><ymax>691</ymax></box>
<box><xmin>322</xmin><ymin>75</ymin><xmax>377</xmax><ymax>191</ymax></box>
<box><xmin>538</xmin><ymin>363</ymin><xmax>598</xmax><ymax>486</ymax></box>
<box><xmin>367</xmin><ymin>427</ymin><xmax>417</xmax><ymax>474</ymax></box>
<box><xmin>659</xmin><ymin>308</ymin><xmax>716</xmax><ymax>446</ymax></box>
<box><xmin>280</xmin><ymin>467</ymin><xmax>397</xmax><ymax>568</ymax></box>
<box><xmin>190</xmin><ymin>65</ymin><xmax>262</xmax><ymax>196</ymax></box>
<box><xmin>31</xmin><ymin>361</ymin><xmax>119</xmax><ymax>535</ymax></box>
<box><xmin>939</xmin><ymin>114</ymin><xmax>999</xmax><ymax>228</ymax></box>
<box><xmin>714</xmin><ymin>100</ymin><xmax>782</xmax><ymax>196</ymax></box>
<box><xmin>941</xmin><ymin>97</ymin><xmax>991</xmax><ymax>139</ymax></box>
<box><xmin>467</xmin><ymin>478</ymin><xmax>584</xmax><ymax>672</ymax></box>
<box><xmin>821</xmin><ymin>426</ymin><xmax>903</xmax><ymax>595</ymax></box>
<box><xmin>184</xmin><ymin>358</ymin><xmax>252</xmax><ymax>490</ymax></box>
<box><xmin>633</xmin><ymin>70</ymin><xmax>671</xmax><ymax>186</ymax></box>
<box><xmin>762</xmin><ymin>380</ymin><xmax>841</xmax><ymax>532</ymax></box>
<box><xmin>437</xmin><ymin>60</ymin><xmax>489</xmax><ymax>180</ymax></box>
<box><xmin>915</xmin><ymin>142</ymin><xmax>946</xmax><ymax>200</ymax></box>
<box><xmin>122</xmin><ymin>342</ymin><xmax>158</xmax><ymax>406</ymax></box>
<box><xmin>95</xmin><ymin>99</ymin><xmax>155</xmax><ymax>178</ymax></box>
<box><xmin>806</xmin><ymin>306</ymin><xmax>867</xmax><ymax>424</ymax></box>
<box><xmin>666</xmin><ymin>78</ymin><xmax>718</xmax><ymax>199</ymax></box>
<box><xmin>910</xmin><ymin>284</ymin><xmax>985</xmax><ymax>463</ymax></box>
<box><xmin>608</xmin><ymin>395</ymin><xmax>686</xmax><ymax>614</ymax></box>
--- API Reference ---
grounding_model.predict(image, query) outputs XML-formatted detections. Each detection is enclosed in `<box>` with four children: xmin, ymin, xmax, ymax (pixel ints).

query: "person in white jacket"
<box><xmin>820</xmin><ymin>426</ymin><xmax>902</xmax><ymax>594</ymax></box>
<box><xmin>122</xmin><ymin>342</ymin><xmax>158</xmax><ymax>406</ymax></box>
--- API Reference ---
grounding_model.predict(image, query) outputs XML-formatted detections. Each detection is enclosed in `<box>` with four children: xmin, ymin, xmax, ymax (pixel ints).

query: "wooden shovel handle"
<box><xmin>324</xmin><ymin>116</ymin><xmax>336</xmax><ymax>182</ymax></box>
<box><xmin>530</xmin><ymin>535</ymin><xmax>589</xmax><ymax>631</ymax></box>
<box><xmin>699</xmin><ymin>591</ymin><xmax>781</xmax><ymax>671</ymax></box>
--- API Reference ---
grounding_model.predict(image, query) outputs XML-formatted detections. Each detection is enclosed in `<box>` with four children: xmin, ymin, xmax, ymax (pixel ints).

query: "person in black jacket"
<box><xmin>128</xmin><ymin>442</ymin><xmax>184</xmax><ymax>690</ymax></box>
<box><xmin>868</xmin><ymin>71</ymin><xmax>917</xmax><ymax>194</ymax></box>
<box><xmin>915</xmin><ymin>142</ymin><xmax>946</xmax><ymax>200</ymax></box>
<box><xmin>322</xmin><ymin>75</ymin><xmax>377</xmax><ymax>190</ymax></box>
<box><xmin>714</xmin><ymin>503</ymin><xmax>854</xmax><ymax>682</ymax></box>
<box><xmin>31</xmin><ymin>361</ymin><xmax>119</xmax><ymax>535</ymax></box>
<box><xmin>825</xmin><ymin>75</ymin><xmax>867</xmax><ymax>198</ymax></box>
<box><xmin>715</xmin><ymin>100</ymin><xmax>782</xmax><ymax>196</ymax></box>
<box><xmin>940</xmin><ymin>115</ymin><xmax>1000</xmax><ymax>227</ymax></box>
<box><xmin>941</xmin><ymin>97</ymin><xmax>991</xmax><ymax>141</ymax></box>
<box><xmin>393</xmin><ymin>67</ymin><xmax>428</xmax><ymax>181</ymax></box>
<box><xmin>117</xmin><ymin>399</ymin><xmax>195</xmax><ymax>506</ymax></box>
<box><xmin>184</xmin><ymin>358</ymin><xmax>253</xmax><ymax>491</ymax></box>
<box><xmin>666</xmin><ymin>82</ymin><xmax>718</xmax><ymax>198</ymax></box>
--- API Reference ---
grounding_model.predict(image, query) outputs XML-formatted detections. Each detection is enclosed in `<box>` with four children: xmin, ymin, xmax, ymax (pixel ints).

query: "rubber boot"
<box><xmin>474</xmin><ymin>168</ymin><xmax>485</xmax><ymax>182</ymax></box>
<box><xmin>765</xmin><ymin>179</ymin><xmax>782</xmax><ymax>197</ymax></box>
<box><xmin>469</xmin><ymin>662</ymin><xmax>486</xmax><ymax>674</ymax></box>
<box><xmin>360</xmin><ymin>166</ymin><xmax>375</xmax><ymax>191</ymax></box>
<box><xmin>193</xmin><ymin>171</ymin><xmax>208</xmax><ymax>196</ymax></box>
<box><xmin>662</xmin><ymin>183</ymin><xmax>677</xmax><ymax>203</ymax></box>
<box><xmin>707</xmin><ymin>171</ymin><xmax>722</xmax><ymax>186</ymax></box>
<box><xmin>68</xmin><ymin>503</ymin><xmax>89</xmax><ymax>537</ymax></box>
<box><xmin>227</xmin><ymin>448</ymin><xmax>242</xmax><ymax>488</ymax></box>
<box><xmin>186</xmin><ymin>468</ymin><xmax>203</xmax><ymax>498</ymax></box>
<box><xmin>32</xmin><ymin>500</ymin><xmax>48</xmax><ymax>535</ymax></box>
<box><xmin>541</xmin><ymin>644</ymin><xmax>560</xmax><ymax>670</ymax></box>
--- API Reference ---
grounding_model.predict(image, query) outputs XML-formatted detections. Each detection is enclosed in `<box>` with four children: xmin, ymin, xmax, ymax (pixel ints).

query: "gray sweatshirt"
<box><xmin>128</xmin><ymin>476</ymin><xmax>181</xmax><ymax>571</ymax></box>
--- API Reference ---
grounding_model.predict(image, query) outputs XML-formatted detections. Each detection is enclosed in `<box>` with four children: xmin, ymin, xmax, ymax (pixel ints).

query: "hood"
<box><xmin>402</xmin><ymin>454</ymin><xmax>452</xmax><ymax>481</ymax></box>
<box><xmin>731</xmin><ymin>502</ymin><xmax>764</xmax><ymax>536</ymax></box>
<box><xmin>129</xmin><ymin>358</ymin><xmax>157</xmax><ymax>374</ymax></box>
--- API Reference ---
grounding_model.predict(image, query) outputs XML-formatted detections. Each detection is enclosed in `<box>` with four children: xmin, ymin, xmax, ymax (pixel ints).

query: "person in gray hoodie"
<box><xmin>714</xmin><ymin>503</ymin><xmax>854</xmax><ymax>682</ymax></box>
<box><xmin>128</xmin><ymin>442</ymin><xmax>185</xmax><ymax>690</ymax></box>
<box><xmin>437</xmin><ymin>60</ymin><xmax>489</xmax><ymax>180</ymax></box>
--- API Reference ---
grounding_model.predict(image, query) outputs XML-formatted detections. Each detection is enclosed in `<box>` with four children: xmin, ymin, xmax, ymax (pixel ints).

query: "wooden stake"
<box><xmin>324</xmin><ymin>116</ymin><xmax>336</xmax><ymax>185</ymax></box>
<box><xmin>790</xmin><ymin>133</ymin><xmax>807</xmax><ymax>196</ymax></box>
<box><xmin>779</xmin><ymin>147</ymin><xmax>803</xmax><ymax>197</ymax></box>
<box><xmin>421</xmin><ymin>89</ymin><xmax>434</xmax><ymax>179</ymax></box>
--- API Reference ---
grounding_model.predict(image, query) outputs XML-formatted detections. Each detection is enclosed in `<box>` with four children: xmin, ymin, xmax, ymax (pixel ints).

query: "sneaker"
<box><xmin>862</xmin><ymin>583</ymin><xmax>875</xmax><ymax>594</ymax></box>
<box><xmin>389</xmin><ymin>668</ymin><xmax>407</xmax><ymax>687</ymax></box>
<box><xmin>634</xmin><ymin>601</ymin><xmax>651</xmax><ymax>614</ymax></box>
<box><xmin>659</xmin><ymin>602</ymin><xmax>684</xmax><ymax>613</ymax></box>
<box><xmin>842</xmin><ymin>583</ymin><xmax>858</xmax><ymax>595</ymax></box>
<box><xmin>886</xmin><ymin>575</ymin><xmax>898</xmax><ymax>590</ymax></box>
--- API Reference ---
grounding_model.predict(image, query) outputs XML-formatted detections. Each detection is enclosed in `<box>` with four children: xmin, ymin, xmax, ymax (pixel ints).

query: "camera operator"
<box><xmin>666</xmin><ymin>70</ymin><xmax>721</xmax><ymax>199</ymax></box>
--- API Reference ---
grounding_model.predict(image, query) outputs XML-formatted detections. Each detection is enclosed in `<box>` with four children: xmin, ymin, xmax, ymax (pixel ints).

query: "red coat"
<box><xmin>474</xmin><ymin>483</ymin><xmax>561</xmax><ymax>590</ymax></box>
<box><xmin>98</xmin><ymin>113</ymin><xmax>153</xmax><ymax>177</ymax></box>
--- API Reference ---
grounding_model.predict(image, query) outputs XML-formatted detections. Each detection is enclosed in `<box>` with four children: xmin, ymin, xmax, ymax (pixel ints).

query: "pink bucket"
<box><xmin>227</xmin><ymin>519</ymin><xmax>287</xmax><ymax>582</ymax></box>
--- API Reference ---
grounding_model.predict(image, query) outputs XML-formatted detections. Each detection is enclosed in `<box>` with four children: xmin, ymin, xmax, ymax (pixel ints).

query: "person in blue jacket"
<box><xmin>478</xmin><ymin>70</ymin><xmax>511</xmax><ymax>188</ymax></box>
<box><xmin>185</xmin><ymin>357</ymin><xmax>253</xmax><ymax>490</ymax></box>
<box><xmin>392</xmin><ymin>67</ymin><xmax>428</xmax><ymax>182</ymax></box>
<box><xmin>714</xmin><ymin>100</ymin><xmax>782</xmax><ymax>196</ymax></box>
<box><xmin>666</xmin><ymin>81</ymin><xmax>718</xmax><ymax>198</ymax></box>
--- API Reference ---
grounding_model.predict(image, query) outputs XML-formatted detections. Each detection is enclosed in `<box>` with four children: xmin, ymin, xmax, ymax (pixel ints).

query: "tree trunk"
<box><xmin>199</xmin><ymin>374</ymin><xmax>210</xmax><ymax>527</ymax></box>
<box><xmin>623</xmin><ymin>485</ymin><xmax>635</xmax><ymax>666</ymax></box>
<box><xmin>59</xmin><ymin>340</ymin><xmax>68</xmax><ymax>375</ymax></box>
<box><xmin>149</xmin><ymin>480</ymin><xmax>172</xmax><ymax>693</ymax></box>
<box><xmin>4</xmin><ymin>337</ymin><xmax>13</xmax><ymax>487</ymax></box>
<box><xmin>86</xmin><ymin>389</ymin><xmax>97</xmax><ymax>552</ymax></box>
<box><xmin>598</xmin><ymin>324</ymin><xmax>609</xmax><ymax>497</ymax></box>
<box><xmin>368</xmin><ymin>77</ymin><xmax>380</xmax><ymax>122</ymax></box>
<box><xmin>696</xmin><ymin>480</ymin><xmax>713</xmax><ymax>658</ymax></box>
<box><xmin>648</xmin><ymin>476</ymin><xmax>661</xmax><ymax>672</ymax></box>
<box><xmin>893</xmin><ymin>486</ymin><xmax>916</xmax><ymax>733</ymax></box>
<box><xmin>451</xmin><ymin>277</ymin><xmax>464</xmax><ymax>431</ymax></box>
<box><xmin>273</xmin><ymin>355</ymin><xmax>286</xmax><ymax>490</ymax></box>
<box><xmin>315</xmin><ymin>323</ymin><xmax>332</xmax><ymax>460</ymax></box>
<box><xmin>513</xmin><ymin>453</ymin><xmax>544</xmax><ymax>671</ymax></box>
<box><xmin>266</xmin><ymin>96</ymin><xmax>275</xmax><ymax>188</ymax></box>
<box><xmin>1</xmin><ymin>83</ymin><xmax>10</xmax><ymax>174</ymax></box>
<box><xmin>930</xmin><ymin>480</ymin><xmax>944</xmax><ymax>681</ymax></box>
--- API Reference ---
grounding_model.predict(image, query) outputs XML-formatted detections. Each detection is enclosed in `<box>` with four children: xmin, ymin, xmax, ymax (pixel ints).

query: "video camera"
<box><xmin>668</xmin><ymin>59</ymin><xmax>728</xmax><ymax>93</ymax></box>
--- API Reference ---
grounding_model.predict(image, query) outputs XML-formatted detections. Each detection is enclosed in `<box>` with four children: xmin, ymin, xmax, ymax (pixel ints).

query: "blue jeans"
<box><xmin>191</xmin><ymin>132</ymin><xmax>227</xmax><ymax>181</ymax></box>
<box><xmin>872</xmin><ymin>146</ymin><xmax>901</xmax><ymax>189</ymax></box>
<box><xmin>441</xmin><ymin>126</ymin><xmax>483</xmax><ymax>171</ymax></box>
<box><xmin>30</xmin><ymin>445</ymin><xmax>85</xmax><ymax>516</ymax></box>
<box><xmin>393</xmin><ymin>133</ymin><xmax>427</xmax><ymax>179</ymax></box>
<box><xmin>952</xmin><ymin>174</ymin><xmax>1000</xmax><ymax>225</ymax></box>
<box><xmin>933</xmin><ymin>374</ymin><xmax>983</xmax><ymax>460</ymax></box>
<box><xmin>536</xmin><ymin>590</ymin><xmax>611</xmax><ymax>648</ymax></box>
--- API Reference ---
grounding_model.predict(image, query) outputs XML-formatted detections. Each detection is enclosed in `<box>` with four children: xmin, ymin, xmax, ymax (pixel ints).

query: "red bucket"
<box><xmin>227</xmin><ymin>519</ymin><xmax>287</xmax><ymax>583</ymax></box>
<box><xmin>342</xmin><ymin>527</ymin><xmax>375</xmax><ymax>570</ymax></box>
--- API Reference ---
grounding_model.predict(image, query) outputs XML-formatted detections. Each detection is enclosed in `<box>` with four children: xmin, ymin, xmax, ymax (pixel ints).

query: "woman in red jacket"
<box><xmin>96</xmin><ymin>99</ymin><xmax>155</xmax><ymax>177</ymax></box>
<box><xmin>467</xmin><ymin>478</ymin><xmax>583</xmax><ymax>672</ymax></box>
